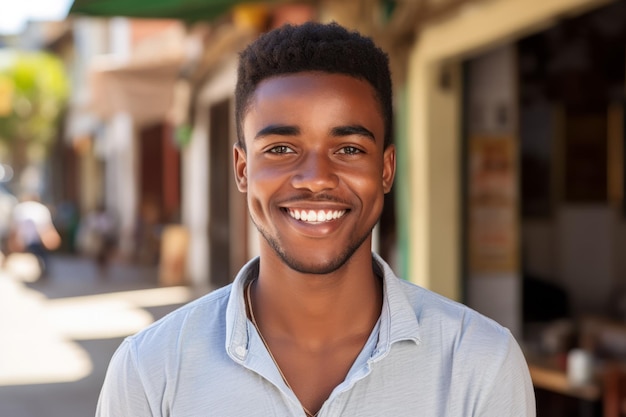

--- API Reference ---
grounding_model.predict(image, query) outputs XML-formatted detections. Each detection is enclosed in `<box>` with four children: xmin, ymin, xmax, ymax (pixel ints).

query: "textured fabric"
<box><xmin>96</xmin><ymin>254</ymin><xmax>536</xmax><ymax>417</ymax></box>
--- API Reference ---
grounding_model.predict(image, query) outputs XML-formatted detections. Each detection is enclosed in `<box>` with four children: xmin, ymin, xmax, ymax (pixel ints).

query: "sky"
<box><xmin>0</xmin><ymin>0</ymin><xmax>74</xmax><ymax>35</ymax></box>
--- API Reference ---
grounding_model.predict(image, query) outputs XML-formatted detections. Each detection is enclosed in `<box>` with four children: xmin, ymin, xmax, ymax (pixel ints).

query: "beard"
<box><xmin>253</xmin><ymin>218</ymin><xmax>374</xmax><ymax>275</ymax></box>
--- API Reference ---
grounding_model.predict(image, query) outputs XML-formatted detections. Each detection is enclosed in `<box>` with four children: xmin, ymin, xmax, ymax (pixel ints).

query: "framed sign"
<box><xmin>467</xmin><ymin>136</ymin><xmax>518</xmax><ymax>275</ymax></box>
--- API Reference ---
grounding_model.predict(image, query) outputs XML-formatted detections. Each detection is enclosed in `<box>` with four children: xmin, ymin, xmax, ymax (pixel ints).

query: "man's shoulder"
<box><xmin>375</xmin><ymin>255</ymin><xmax>512</xmax><ymax>346</ymax></box>
<box><xmin>127</xmin><ymin>284</ymin><xmax>233</xmax><ymax>352</ymax></box>
<box><xmin>102</xmin><ymin>284</ymin><xmax>239</xmax><ymax>402</ymax></box>
<box><xmin>395</xmin><ymin>278</ymin><xmax>512</xmax><ymax>342</ymax></box>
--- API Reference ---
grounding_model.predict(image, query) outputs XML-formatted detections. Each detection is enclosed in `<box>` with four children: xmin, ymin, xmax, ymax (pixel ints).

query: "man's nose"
<box><xmin>291</xmin><ymin>152</ymin><xmax>339</xmax><ymax>192</ymax></box>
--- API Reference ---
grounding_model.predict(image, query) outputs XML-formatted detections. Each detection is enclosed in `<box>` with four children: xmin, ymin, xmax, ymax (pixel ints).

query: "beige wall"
<box><xmin>406</xmin><ymin>0</ymin><xmax>613</xmax><ymax>303</ymax></box>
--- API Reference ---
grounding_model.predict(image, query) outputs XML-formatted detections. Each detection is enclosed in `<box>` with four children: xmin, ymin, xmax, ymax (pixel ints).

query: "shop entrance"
<box><xmin>462</xmin><ymin>0</ymin><xmax>626</xmax><ymax>329</ymax></box>
<box><xmin>462</xmin><ymin>2</ymin><xmax>626</xmax><ymax>415</ymax></box>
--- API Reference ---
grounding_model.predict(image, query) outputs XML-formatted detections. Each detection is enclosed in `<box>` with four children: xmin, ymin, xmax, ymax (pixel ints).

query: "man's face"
<box><xmin>234</xmin><ymin>72</ymin><xmax>395</xmax><ymax>274</ymax></box>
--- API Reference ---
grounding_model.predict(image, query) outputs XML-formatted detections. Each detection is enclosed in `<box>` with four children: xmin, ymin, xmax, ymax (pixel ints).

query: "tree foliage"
<box><xmin>0</xmin><ymin>51</ymin><xmax>70</xmax><ymax>152</ymax></box>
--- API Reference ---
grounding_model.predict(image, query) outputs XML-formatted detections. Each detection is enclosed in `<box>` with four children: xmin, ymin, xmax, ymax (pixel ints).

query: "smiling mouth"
<box><xmin>286</xmin><ymin>208</ymin><xmax>347</xmax><ymax>223</ymax></box>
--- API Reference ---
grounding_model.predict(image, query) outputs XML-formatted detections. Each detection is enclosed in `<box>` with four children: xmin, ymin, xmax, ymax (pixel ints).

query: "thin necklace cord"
<box><xmin>246</xmin><ymin>279</ymin><xmax>319</xmax><ymax>417</ymax></box>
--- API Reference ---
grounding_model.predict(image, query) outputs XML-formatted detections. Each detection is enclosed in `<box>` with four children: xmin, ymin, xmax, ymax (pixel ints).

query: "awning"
<box><xmin>69</xmin><ymin>0</ymin><xmax>263</xmax><ymax>21</ymax></box>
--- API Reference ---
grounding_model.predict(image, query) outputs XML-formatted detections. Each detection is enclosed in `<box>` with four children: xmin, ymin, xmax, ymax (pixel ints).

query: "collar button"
<box><xmin>235</xmin><ymin>345</ymin><xmax>247</xmax><ymax>357</ymax></box>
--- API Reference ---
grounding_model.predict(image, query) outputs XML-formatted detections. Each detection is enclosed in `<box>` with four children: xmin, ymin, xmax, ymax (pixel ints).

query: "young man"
<box><xmin>96</xmin><ymin>22</ymin><xmax>535</xmax><ymax>416</ymax></box>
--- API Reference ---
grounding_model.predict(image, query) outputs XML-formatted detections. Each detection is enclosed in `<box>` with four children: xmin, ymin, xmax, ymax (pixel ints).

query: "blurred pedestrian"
<box><xmin>9</xmin><ymin>192</ymin><xmax>60</xmax><ymax>275</ymax></box>
<box><xmin>134</xmin><ymin>198</ymin><xmax>162</xmax><ymax>265</ymax></box>
<box><xmin>55</xmin><ymin>200</ymin><xmax>80</xmax><ymax>253</ymax></box>
<box><xmin>77</xmin><ymin>204</ymin><xmax>117</xmax><ymax>274</ymax></box>
<box><xmin>0</xmin><ymin>184</ymin><xmax>17</xmax><ymax>256</ymax></box>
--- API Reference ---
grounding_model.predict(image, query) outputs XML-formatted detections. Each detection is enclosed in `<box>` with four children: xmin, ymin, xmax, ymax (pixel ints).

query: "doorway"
<box><xmin>208</xmin><ymin>99</ymin><xmax>232</xmax><ymax>286</ymax></box>
<box><xmin>517</xmin><ymin>0</ymin><xmax>626</xmax><ymax>323</ymax></box>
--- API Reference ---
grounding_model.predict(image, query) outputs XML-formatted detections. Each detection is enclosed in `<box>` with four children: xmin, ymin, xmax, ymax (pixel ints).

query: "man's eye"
<box><xmin>268</xmin><ymin>145</ymin><xmax>294</xmax><ymax>154</ymax></box>
<box><xmin>338</xmin><ymin>146</ymin><xmax>362</xmax><ymax>155</ymax></box>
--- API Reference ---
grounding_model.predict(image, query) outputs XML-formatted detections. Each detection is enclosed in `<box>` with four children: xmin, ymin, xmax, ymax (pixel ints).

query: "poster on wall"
<box><xmin>468</xmin><ymin>136</ymin><xmax>518</xmax><ymax>275</ymax></box>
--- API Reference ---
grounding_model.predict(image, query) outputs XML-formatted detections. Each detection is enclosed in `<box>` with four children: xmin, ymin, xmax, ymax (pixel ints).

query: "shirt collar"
<box><xmin>371</xmin><ymin>252</ymin><xmax>421</xmax><ymax>358</ymax></box>
<box><xmin>225</xmin><ymin>254</ymin><xmax>421</xmax><ymax>363</ymax></box>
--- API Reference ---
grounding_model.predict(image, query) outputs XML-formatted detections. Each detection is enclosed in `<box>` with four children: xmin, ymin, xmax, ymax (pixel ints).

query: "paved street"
<box><xmin>0</xmin><ymin>254</ymin><xmax>204</xmax><ymax>417</ymax></box>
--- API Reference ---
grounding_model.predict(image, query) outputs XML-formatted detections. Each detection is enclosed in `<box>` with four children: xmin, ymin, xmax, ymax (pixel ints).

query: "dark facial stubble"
<box><xmin>252</xmin><ymin>214</ymin><xmax>376</xmax><ymax>275</ymax></box>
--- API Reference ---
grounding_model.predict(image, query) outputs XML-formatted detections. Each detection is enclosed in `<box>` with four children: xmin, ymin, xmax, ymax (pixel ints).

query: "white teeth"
<box><xmin>288</xmin><ymin>209</ymin><xmax>346</xmax><ymax>223</ymax></box>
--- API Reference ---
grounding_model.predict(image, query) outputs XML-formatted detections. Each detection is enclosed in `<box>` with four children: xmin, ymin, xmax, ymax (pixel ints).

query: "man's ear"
<box><xmin>233</xmin><ymin>143</ymin><xmax>248</xmax><ymax>193</ymax></box>
<box><xmin>382</xmin><ymin>144</ymin><xmax>396</xmax><ymax>193</ymax></box>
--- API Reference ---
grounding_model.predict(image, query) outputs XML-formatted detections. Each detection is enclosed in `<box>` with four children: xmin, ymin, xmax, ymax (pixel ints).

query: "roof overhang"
<box><xmin>88</xmin><ymin>53</ymin><xmax>185</xmax><ymax>126</ymax></box>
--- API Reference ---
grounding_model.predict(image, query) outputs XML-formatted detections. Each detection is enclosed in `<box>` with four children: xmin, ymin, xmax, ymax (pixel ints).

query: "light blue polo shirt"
<box><xmin>96</xmin><ymin>254</ymin><xmax>535</xmax><ymax>417</ymax></box>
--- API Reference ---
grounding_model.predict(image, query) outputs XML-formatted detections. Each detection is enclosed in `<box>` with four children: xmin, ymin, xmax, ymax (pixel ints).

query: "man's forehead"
<box><xmin>241</xmin><ymin>74</ymin><xmax>385</xmax><ymax>148</ymax></box>
<box><xmin>258</xmin><ymin>70</ymin><xmax>371</xmax><ymax>89</ymax></box>
<box><xmin>248</xmin><ymin>72</ymin><xmax>379</xmax><ymax>109</ymax></box>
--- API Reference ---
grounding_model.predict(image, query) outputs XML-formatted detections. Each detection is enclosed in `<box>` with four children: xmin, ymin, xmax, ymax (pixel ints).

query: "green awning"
<box><xmin>69</xmin><ymin>0</ymin><xmax>257</xmax><ymax>22</ymax></box>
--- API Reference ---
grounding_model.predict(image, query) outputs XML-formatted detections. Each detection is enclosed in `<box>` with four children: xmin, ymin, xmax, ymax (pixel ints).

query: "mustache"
<box><xmin>278</xmin><ymin>193</ymin><xmax>351</xmax><ymax>206</ymax></box>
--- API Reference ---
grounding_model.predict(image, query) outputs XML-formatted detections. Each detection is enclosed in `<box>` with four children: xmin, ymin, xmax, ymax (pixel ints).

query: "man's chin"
<box><xmin>280</xmin><ymin>256</ymin><xmax>347</xmax><ymax>275</ymax></box>
<box><xmin>264</xmin><ymin>235</ymin><xmax>352</xmax><ymax>275</ymax></box>
<box><xmin>270</xmin><ymin>239</ymin><xmax>367</xmax><ymax>276</ymax></box>
<box><xmin>255</xmin><ymin>222</ymin><xmax>373</xmax><ymax>275</ymax></box>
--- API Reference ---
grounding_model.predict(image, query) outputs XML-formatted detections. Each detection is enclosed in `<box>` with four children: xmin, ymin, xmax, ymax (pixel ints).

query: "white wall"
<box><xmin>102</xmin><ymin>19</ymin><xmax>138</xmax><ymax>258</ymax></box>
<box><xmin>464</xmin><ymin>45</ymin><xmax>521</xmax><ymax>336</ymax></box>
<box><xmin>104</xmin><ymin>112</ymin><xmax>137</xmax><ymax>258</ymax></box>
<box><xmin>523</xmin><ymin>206</ymin><xmax>618</xmax><ymax>317</ymax></box>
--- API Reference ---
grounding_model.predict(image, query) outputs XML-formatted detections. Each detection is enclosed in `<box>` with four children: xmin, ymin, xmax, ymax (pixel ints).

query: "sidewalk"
<box><xmin>0</xmin><ymin>254</ymin><xmax>202</xmax><ymax>417</ymax></box>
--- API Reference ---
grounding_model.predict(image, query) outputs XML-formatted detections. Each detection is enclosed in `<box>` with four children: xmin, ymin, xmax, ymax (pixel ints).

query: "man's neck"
<box><xmin>251</xmin><ymin>248</ymin><xmax>383</xmax><ymax>347</ymax></box>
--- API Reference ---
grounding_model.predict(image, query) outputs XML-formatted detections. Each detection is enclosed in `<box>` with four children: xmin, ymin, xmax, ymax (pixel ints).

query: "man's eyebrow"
<box><xmin>331</xmin><ymin>125</ymin><xmax>376</xmax><ymax>141</ymax></box>
<box><xmin>254</xmin><ymin>124</ymin><xmax>300</xmax><ymax>139</ymax></box>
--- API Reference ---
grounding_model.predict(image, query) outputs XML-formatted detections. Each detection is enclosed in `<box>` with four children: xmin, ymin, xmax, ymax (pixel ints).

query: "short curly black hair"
<box><xmin>235</xmin><ymin>21</ymin><xmax>393</xmax><ymax>149</ymax></box>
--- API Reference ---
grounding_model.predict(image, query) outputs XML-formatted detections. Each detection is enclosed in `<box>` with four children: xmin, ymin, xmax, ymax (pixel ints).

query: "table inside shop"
<box><xmin>526</xmin><ymin>352</ymin><xmax>602</xmax><ymax>417</ymax></box>
<box><xmin>528</xmin><ymin>358</ymin><xmax>601</xmax><ymax>401</ymax></box>
<box><xmin>525</xmin><ymin>316</ymin><xmax>626</xmax><ymax>415</ymax></box>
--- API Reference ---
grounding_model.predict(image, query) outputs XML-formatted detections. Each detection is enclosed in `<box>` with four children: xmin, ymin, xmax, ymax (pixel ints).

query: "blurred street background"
<box><xmin>1</xmin><ymin>0</ymin><xmax>626</xmax><ymax>416</ymax></box>
<box><xmin>0</xmin><ymin>254</ymin><xmax>199</xmax><ymax>417</ymax></box>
